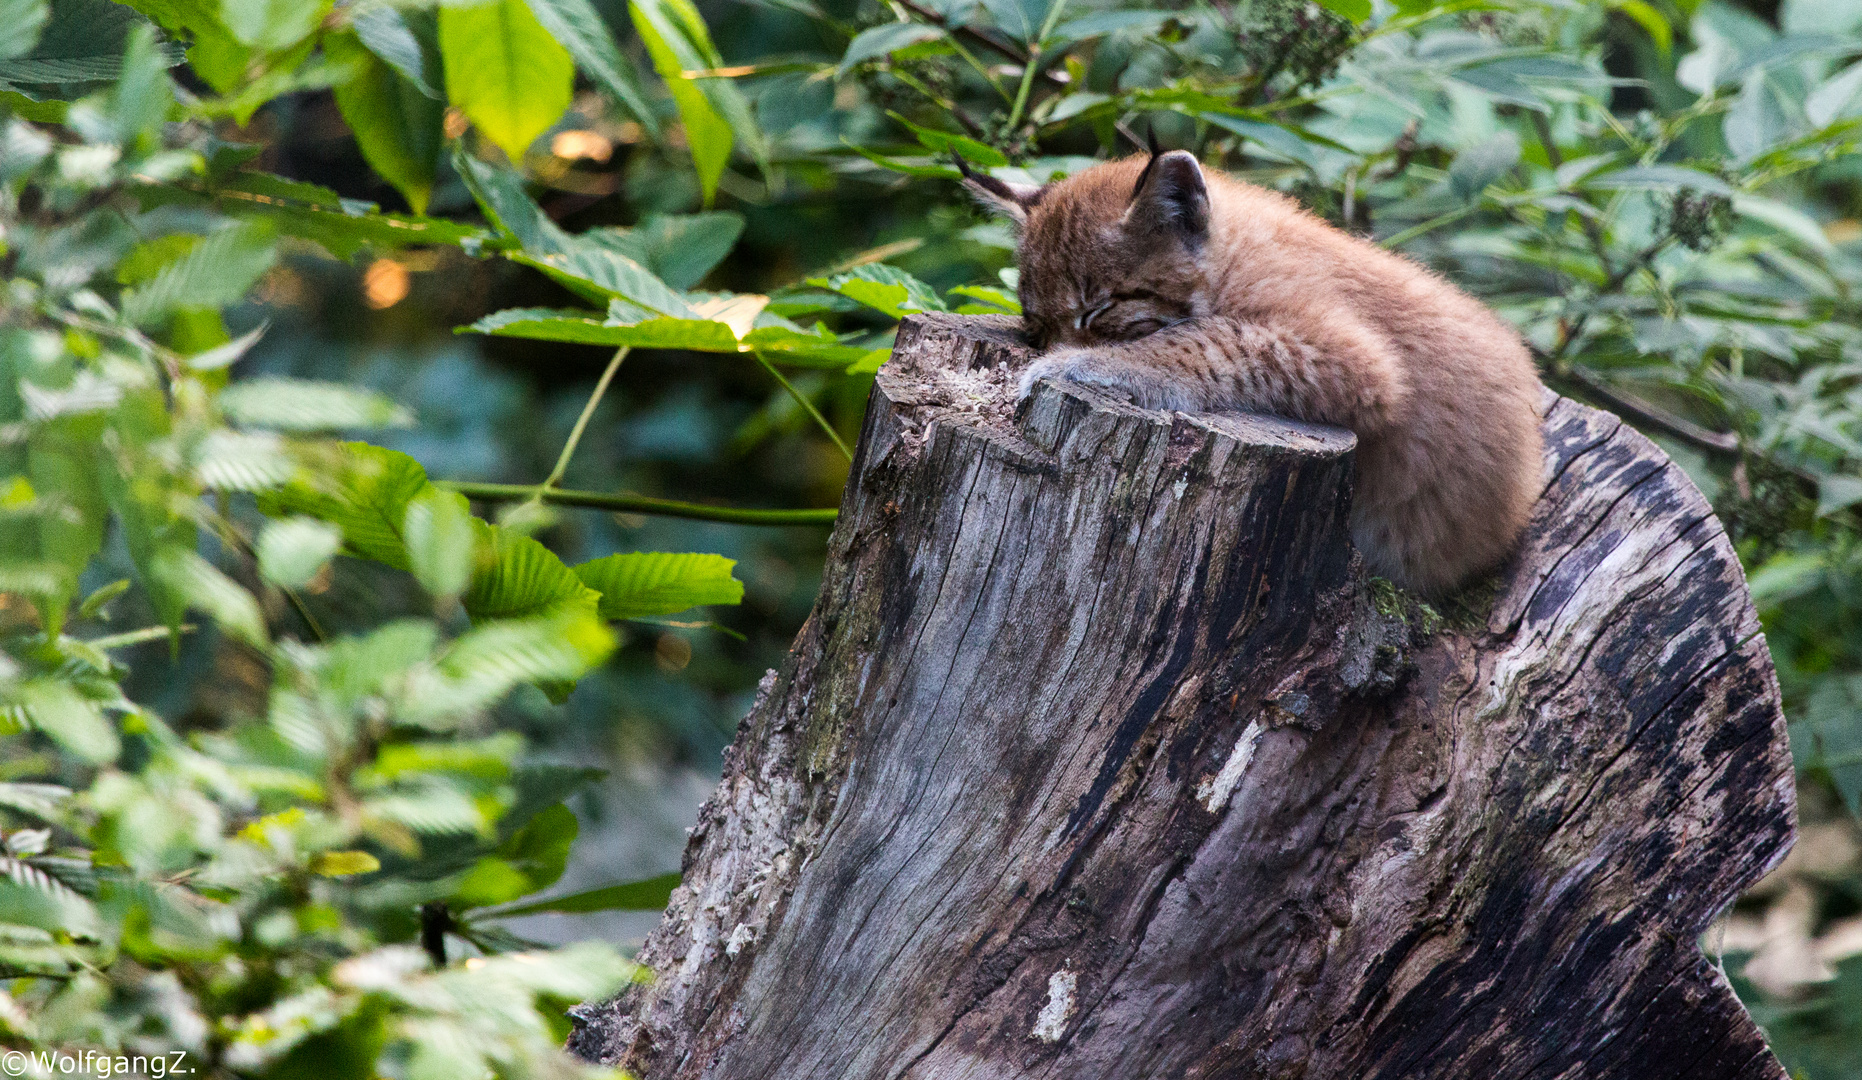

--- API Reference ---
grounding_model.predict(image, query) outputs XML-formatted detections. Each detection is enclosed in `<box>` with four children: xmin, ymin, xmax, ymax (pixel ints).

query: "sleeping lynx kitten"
<box><xmin>959</xmin><ymin>147</ymin><xmax>1544</xmax><ymax>596</ymax></box>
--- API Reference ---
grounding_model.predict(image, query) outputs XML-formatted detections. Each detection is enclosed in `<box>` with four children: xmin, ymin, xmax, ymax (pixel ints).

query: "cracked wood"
<box><xmin>569</xmin><ymin>314</ymin><xmax>1797</xmax><ymax>1080</ymax></box>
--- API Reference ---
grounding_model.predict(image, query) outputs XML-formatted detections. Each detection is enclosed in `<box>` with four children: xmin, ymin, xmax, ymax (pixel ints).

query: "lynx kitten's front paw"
<box><xmin>1016</xmin><ymin>349</ymin><xmax>1196</xmax><ymax>411</ymax></box>
<box><xmin>1016</xmin><ymin>349</ymin><xmax>1109</xmax><ymax>402</ymax></box>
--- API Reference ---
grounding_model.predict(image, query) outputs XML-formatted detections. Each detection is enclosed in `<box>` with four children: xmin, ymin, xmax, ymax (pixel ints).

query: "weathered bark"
<box><xmin>569</xmin><ymin>314</ymin><xmax>1797</xmax><ymax>1080</ymax></box>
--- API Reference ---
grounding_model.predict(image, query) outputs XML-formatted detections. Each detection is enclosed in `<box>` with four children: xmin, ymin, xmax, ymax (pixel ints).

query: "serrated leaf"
<box><xmin>439</xmin><ymin>0</ymin><xmax>573</xmax><ymax>163</ymax></box>
<box><xmin>120</xmin><ymin>222</ymin><xmax>276</xmax><ymax>327</ymax></box>
<box><xmin>329</xmin><ymin>30</ymin><xmax>443</xmax><ymax>215</ymax></box>
<box><xmin>194</xmin><ymin>429</ymin><xmax>294</xmax><ymax>491</ymax></box>
<box><xmin>524</xmin><ymin>0</ymin><xmax>659</xmax><ymax>135</ymax></box>
<box><xmin>467</xmin><ymin>307</ymin><xmax>742</xmax><ymax>351</ymax></box>
<box><xmin>406</xmin><ymin>609</ymin><xmax>613</xmax><ymax>721</ymax></box>
<box><xmin>464</xmin><ymin>527</ymin><xmax>601</xmax><ymax>621</ymax></box>
<box><xmin>450</xmin><ymin>149</ymin><xmax>572</xmax><ymax>254</ymax></box>
<box><xmin>573</xmin><ymin>551</ymin><xmax>742</xmax><ymax>620</ymax></box>
<box><xmin>404</xmin><ymin>486</ymin><xmax>476</xmax><ymax>600</ymax></box>
<box><xmin>220</xmin><ymin>378</ymin><xmax>414</xmax><ymax>431</ymax></box>
<box><xmin>351</xmin><ymin>4</ymin><xmax>438</xmax><ymax>97</ymax></box>
<box><xmin>256</xmin><ymin>516</ymin><xmax>342</xmax><ymax>589</ymax></box>
<box><xmin>579</xmin><ymin>212</ymin><xmax>743</xmax><ymax>290</ymax></box>
<box><xmin>259</xmin><ymin>442</ymin><xmax>432</xmax><ymax>569</ymax></box>
<box><xmin>508</xmin><ymin>246</ymin><xmax>696</xmax><ymax>316</ymax></box>
<box><xmin>185</xmin><ymin>322</ymin><xmax>266</xmax><ymax>370</ymax></box>
<box><xmin>805</xmin><ymin>264</ymin><xmax>947</xmax><ymax>319</ymax></box>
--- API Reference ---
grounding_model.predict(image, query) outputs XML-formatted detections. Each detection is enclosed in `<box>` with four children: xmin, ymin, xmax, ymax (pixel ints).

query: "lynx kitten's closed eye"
<box><xmin>959</xmin><ymin>147</ymin><xmax>1545</xmax><ymax>597</ymax></box>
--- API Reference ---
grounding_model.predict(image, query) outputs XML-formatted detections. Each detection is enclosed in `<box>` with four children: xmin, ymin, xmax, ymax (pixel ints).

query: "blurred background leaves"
<box><xmin>5</xmin><ymin>0</ymin><xmax>1862</xmax><ymax>1076</ymax></box>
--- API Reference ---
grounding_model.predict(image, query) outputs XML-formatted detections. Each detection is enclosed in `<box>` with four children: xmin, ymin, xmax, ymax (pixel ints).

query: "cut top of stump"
<box><xmin>574</xmin><ymin>313</ymin><xmax>1797</xmax><ymax>1080</ymax></box>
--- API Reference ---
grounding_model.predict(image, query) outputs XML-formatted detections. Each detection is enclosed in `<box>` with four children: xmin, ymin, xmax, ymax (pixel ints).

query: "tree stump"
<box><xmin>568</xmin><ymin>314</ymin><xmax>1797</xmax><ymax>1080</ymax></box>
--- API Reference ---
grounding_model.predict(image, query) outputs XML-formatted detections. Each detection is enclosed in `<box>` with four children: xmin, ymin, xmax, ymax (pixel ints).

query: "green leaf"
<box><xmin>256</xmin><ymin>516</ymin><xmax>342</xmax><ymax>589</ymax></box>
<box><xmin>120</xmin><ymin>221</ymin><xmax>275</xmax><ymax>327</ymax></box>
<box><xmin>311</xmin><ymin>850</ymin><xmax>380</xmax><ymax>877</ymax></box>
<box><xmin>219</xmin><ymin>378</ymin><xmax>413</xmax><ymax>431</ymax></box>
<box><xmin>219</xmin><ymin>0</ymin><xmax>330</xmax><ymax>51</ymax></box>
<box><xmin>523</xmin><ymin>0</ymin><xmax>660</xmax><ymax>136</ymax></box>
<box><xmin>259</xmin><ymin>442</ymin><xmax>432</xmax><ymax>569</ymax></box>
<box><xmin>0</xmin><ymin>0</ymin><xmax>48</xmax><ymax>61</ymax></box>
<box><xmin>507</xmin><ymin>247</ymin><xmax>696</xmax><ymax>316</ymax></box>
<box><xmin>886</xmin><ymin>111</ymin><xmax>1007</xmax><ymax>167</ymax></box>
<box><xmin>495</xmin><ymin>800</ymin><xmax>576</xmax><ymax>893</ymax></box>
<box><xmin>1448</xmin><ymin>130</ymin><xmax>1521</xmax><ymax>201</ymax></box>
<box><xmin>466</xmin><ymin>306</ymin><xmax>741</xmax><ymax>351</ymax></box>
<box><xmin>450</xmin><ymin>149</ymin><xmax>571</xmax><ymax>254</ymax></box>
<box><xmin>321</xmin><ymin>619</ymin><xmax>441</xmax><ymax>704</ymax></box>
<box><xmin>17</xmin><ymin>679</ymin><xmax>117</xmax><ymax>763</ymax></box>
<box><xmin>837</xmin><ymin>21</ymin><xmax>943</xmax><ymax>74</ymax></box>
<box><xmin>328</xmin><ymin>31</ymin><xmax>443</xmax><ymax>215</ymax></box>
<box><xmin>1314</xmin><ymin>0</ymin><xmax>1370</xmax><ymax>22</ymax></box>
<box><xmin>351</xmin><ymin>4</ymin><xmax>438</xmax><ymax>97</ymax></box>
<box><xmin>1616</xmin><ymin>0</ymin><xmax>1671</xmax><ymax>57</ymax></box>
<box><xmin>579</xmin><ymin>212</ymin><xmax>743</xmax><ymax>290</ymax></box>
<box><xmin>465</xmin><ymin>526</ymin><xmax>601</xmax><ymax>621</ymax></box>
<box><xmin>573</xmin><ymin>551</ymin><xmax>742</xmax><ymax>620</ymax></box>
<box><xmin>1580</xmin><ymin>164</ymin><xmax>1737</xmax><ymax>197</ymax></box>
<box><xmin>483</xmin><ymin>871</ymin><xmax>680</xmax><ymax>916</ymax></box>
<box><xmin>948</xmin><ymin>284</ymin><xmax>1019</xmax><ymax>313</ymax></box>
<box><xmin>439</xmin><ymin>0</ymin><xmax>574</xmax><ymax>163</ymax></box>
<box><xmin>806</xmin><ymin>264</ymin><xmax>948</xmax><ymax>319</ymax></box>
<box><xmin>417</xmin><ymin>608</ymin><xmax>614</xmax><ymax>718</ymax></box>
<box><xmin>630</xmin><ymin>0</ymin><xmax>735</xmax><ymax>204</ymax></box>
<box><xmin>154</xmin><ymin>548</ymin><xmax>267</xmax><ymax>646</ymax></box>
<box><xmin>403</xmin><ymin>486</ymin><xmax>476</xmax><ymax>600</ymax></box>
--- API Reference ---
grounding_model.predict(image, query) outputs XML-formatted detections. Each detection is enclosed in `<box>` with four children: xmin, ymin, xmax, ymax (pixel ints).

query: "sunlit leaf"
<box><xmin>439</xmin><ymin>0</ymin><xmax>574</xmax><ymax>163</ymax></box>
<box><xmin>219</xmin><ymin>378</ymin><xmax>413</xmax><ymax>431</ymax></box>
<box><xmin>256</xmin><ymin>516</ymin><xmax>342</xmax><ymax>589</ymax></box>
<box><xmin>806</xmin><ymin>264</ymin><xmax>948</xmax><ymax>319</ymax></box>
<box><xmin>328</xmin><ymin>31</ymin><xmax>443</xmax><ymax>215</ymax></box>
<box><xmin>404</xmin><ymin>486</ymin><xmax>477</xmax><ymax>601</ymax></box>
<box><xmin>573</xmin><ymin>551</ymin><xmax>742</xmax><ymax>620</ymax></box>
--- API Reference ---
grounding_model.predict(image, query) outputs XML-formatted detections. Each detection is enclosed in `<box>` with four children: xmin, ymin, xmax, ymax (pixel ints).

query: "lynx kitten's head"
<box><xmin>961</xmin><ymin>150</ymin><xmax>1212</xmax><ymax>352</ymax></box>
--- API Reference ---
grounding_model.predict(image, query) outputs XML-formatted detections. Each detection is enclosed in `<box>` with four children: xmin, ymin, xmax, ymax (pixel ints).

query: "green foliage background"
<box><xmin>3</xmin><ymin>0</ymin><xmax>1862</xmax><ymax>1075</ymax></box>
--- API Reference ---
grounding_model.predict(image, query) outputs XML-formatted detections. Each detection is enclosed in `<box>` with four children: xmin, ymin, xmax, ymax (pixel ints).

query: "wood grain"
<box><xmin>569</xmin><ymin>314</ymin><xmax>1797</xmax><ymax>1080</ymax></box>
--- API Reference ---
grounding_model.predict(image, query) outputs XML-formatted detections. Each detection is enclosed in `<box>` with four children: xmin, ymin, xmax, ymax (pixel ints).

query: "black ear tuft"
<box><xmin>1130</xmin><ymin>126</ymin><xmax>1163</xmax><ymax>201</ymax></box>
<box><xmin>953</xmin><ymin>151</ymin><xmax>1043</xmax><ymax>225</ymax></box>
<box><xmin>1127</xmin><ymin>149</ymin><xmax>1209</xmax><ymax>242</ymax></box>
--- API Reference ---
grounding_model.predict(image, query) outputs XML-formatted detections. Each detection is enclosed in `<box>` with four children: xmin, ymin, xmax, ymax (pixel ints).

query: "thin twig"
<box><xmin>88</xmin><ymin>624</ymin><xmax>197</xmax><ymax>650</ymax></box>
<box><xmin>1550</xmin><ymin>362</ymin><xmax>1739</xmax><ymax>459</ymax></box>
<box><xmin>754</xmin><ymin>352</ymin><xmax>854</xmax><ymax>460</ymax></box>
<box><xmin>541</xmin><ymin>347</ymin><xmax>629</xmax><ymax>494</ymax></box>
<box><xmin>894</xmin><ymin>0</ymin><xmax>1029</xmax><ymax>64</ymax></box>
<box><xmin>440</xmin><ymin>482</ymin><xmax>839</xmax><ymax>525</ymax></box>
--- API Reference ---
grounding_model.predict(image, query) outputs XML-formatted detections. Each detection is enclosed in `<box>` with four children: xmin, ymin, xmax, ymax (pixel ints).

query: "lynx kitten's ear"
<box><xmin>1126</xmin><ymin>149</ymin><xmax>1209</xmax><ymax>243</ymax></box>
<box><xmin>952</xmin><ymin>153</ymin><xmax>1043</xmax><ymax>225</ymax></box>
